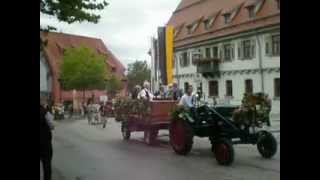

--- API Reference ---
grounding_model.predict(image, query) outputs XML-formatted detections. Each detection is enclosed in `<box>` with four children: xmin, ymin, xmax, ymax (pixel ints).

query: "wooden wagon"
<box><xmin>120</xmin><ymin>100</ymin><xmax>177</xmax><ymax>145</ymax></box>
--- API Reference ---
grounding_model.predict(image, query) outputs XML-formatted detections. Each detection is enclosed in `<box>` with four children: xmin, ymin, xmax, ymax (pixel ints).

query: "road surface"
<box><xmin>46</xmin><ymin>119</ymin><xmax>280</xmax><ymax>180</ymax></box>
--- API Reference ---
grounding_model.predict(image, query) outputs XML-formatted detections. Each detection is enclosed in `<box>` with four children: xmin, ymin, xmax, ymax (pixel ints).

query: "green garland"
<box><xmin>233</xmin><ymin>93</ymin><xmax>271</xmax><ymax>126</ymax></box>
<box><xmin>113</xmin><ymin>97</ymin><xmax>150</xmax><ymax>122</ymax></box>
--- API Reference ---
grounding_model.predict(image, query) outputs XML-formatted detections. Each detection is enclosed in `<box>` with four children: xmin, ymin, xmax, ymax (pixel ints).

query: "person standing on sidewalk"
<box><xmin>40</xmin><ymin>97</ymin><xmax>54</xmax><ymax>180</ymax></box>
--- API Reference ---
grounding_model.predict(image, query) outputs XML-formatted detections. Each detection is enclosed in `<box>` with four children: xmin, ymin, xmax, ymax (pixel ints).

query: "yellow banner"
<box><xmin>166</xmin><ymin>26</ymin><xmax>174</xmax><ymax>85</ymax></box>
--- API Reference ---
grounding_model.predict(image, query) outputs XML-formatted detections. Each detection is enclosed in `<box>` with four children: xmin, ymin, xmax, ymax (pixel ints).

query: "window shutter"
<box><xmin>231</xmin><ymin>43</ymin><xmax>235</xmax><ymax>60</ymax></box>
<box><xmin>186</xmin><ymin>52</ymin><xmax>190</xmax><ymax>66</ymax></box>
<box><xmin>265</xmin><ymin>34</ymin><xmax>272</xmax><ymax>56</ymax></box>
<box><xmin>180</xmin><ymin>54</ymin><xmax>183</xmax><ymax>67</ymax></box>
<box><xmin>219</xmin><ymin>44</ymin><xmax>224</xmax><ymax>61</ymax></box>
<box><xmin>251</xmin><ymin>38</ymin><xmax>256</xmax><ymax>59</ymax></box>
<box><xmin>238</xmin><ymin>40</ymin><xmax>243</xmax><ymax>60</ymax></box>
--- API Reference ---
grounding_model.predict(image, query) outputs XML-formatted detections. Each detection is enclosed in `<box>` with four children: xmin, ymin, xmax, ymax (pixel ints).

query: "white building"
<box><xmin>166</xmin><ymin>0</ymin><xmax>280</xmax><ymax>115</ymax></box>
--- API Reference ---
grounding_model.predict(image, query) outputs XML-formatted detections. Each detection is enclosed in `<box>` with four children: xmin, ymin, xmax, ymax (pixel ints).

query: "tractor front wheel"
<box><xmin>257</xmin><ymin>131</ymin><xmax>277</xmax><ymax>158</ymax></box>
<box><xmin>213</xmin><ymin>138</ymin><xmax>234</xmax><ymax>166</ymax></box>
<box><xmin>169</xmin><ymin>119</ymin><xmax>193</xmax><ymax>155</ymax></box>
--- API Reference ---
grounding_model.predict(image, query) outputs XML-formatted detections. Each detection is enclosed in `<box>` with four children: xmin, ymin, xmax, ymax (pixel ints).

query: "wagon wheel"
<box><xmin>121</xmin><ymin>124</ymin><xmax>130</xmax><ymax>140</ymax></box>
<box><xmin>144</xmin><ymin>129</ymin><xmax>158</xmax><ymax>145</ymax></box>
<box><xmin>213</xmin><ymin>138</ymin><xmax>234</xmax><ymax>166</ymax></box>
<box><xmin>257</xmin><ymin>131</ymin><xmax>277</xmax><ymax>158</ymax></box>
<box><xmin>169</xmin><ymin>119</ymin><xmax>193</xmax><ymax>155</ymax></box>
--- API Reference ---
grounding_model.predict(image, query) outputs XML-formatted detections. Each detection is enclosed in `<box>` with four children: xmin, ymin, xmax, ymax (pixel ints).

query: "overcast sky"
<box><xmin>40</xmin><ymin>0</ymin><xmax>181</xmax><ymax>68</ymax></box>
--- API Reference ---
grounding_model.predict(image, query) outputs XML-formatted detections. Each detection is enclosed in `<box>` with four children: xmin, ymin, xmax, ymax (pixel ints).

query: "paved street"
<box><xmin>44</xmin><ymin>118</ymin><xmax>280</xmax><ymax>180</ymax></box>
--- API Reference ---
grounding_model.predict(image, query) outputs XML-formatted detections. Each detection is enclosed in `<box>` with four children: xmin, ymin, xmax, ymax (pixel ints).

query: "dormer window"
<box><xmin>248</xmin><ymin>6</ymin><xmax>255</xmax><ymax>18</ymax></box>
<box><xmin>186</xmin><ymin>19</ymin><xmax>201</xmax><ymax>34</ymax></box>
<box><xmin>245</xmin><ymin>0</ymin><xmax>265</xmax><ymax>17</ymax></box>
<box><xmin>186</xmin><ymin>25</ymin><xmax>192</xmax><ymax>34</ymax></box>
<box><xmin>203</xmin><ymin>16</ymin><xmax>216</xmax><ymax>30</ymax></box>
<box><xmin>222</xmin><ymin>3</ymin><xmax>242</xmax><ymax>25</ymax></box>
<box><xmin>224</xmin><ymin>13</ymin><xmax>231</xmax><ymax>24</ymax></box>
<box><xmin>174</xmin><ymin>24</ymin><xmax>184</xmax><ymax>38</ymax></box>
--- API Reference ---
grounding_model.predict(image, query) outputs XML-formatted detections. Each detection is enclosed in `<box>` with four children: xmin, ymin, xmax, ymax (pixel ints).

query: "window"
<box><xmin>226</xmin><ymin>80</ymin><xmax>233</xmax><ymax>97</ymax></box>
<box><xmin>243</xmin><ymin>40</ymin><xmax>252</xmax><ymax>59</ymax></box>
<box><xmin>274</xmin><ymin>78</ymin><xmax>280</xmax><ymax>98</ymax></box>
<box><xmin>248</xmin><ymin>6</ymin><xmax>255</xmax><ymax>18</ymax></box>
<box><xmin>224</xmin><ymin>44</ymin><xmax>233</xmax><ymax>61</ymax></box>
<box><xmin>238</xmin><ymin>39</ymin><xmax>255</xmax><ymax>60</ymax></box>
<box><xmin>245</xmin><ymin>79</ymin><xmax>253</xmax><ymax>94</ymax></box>
<box><xmin>204</xmin><ymin>16</ymin><xmax>215</xmax><ymax>30</ymax></box>
<box><xmin>205</xmin><ymin>47</ymin><xmax>211</xmax><ymax>58</ymax></box>
<box><xmin>187</xmin><ymin>22</ymin><xmax>199</xmax><ymax>34</ymax></box>
<box><xmin>272</xmin><ymin>35</ymin><xmax>280</xmax><ymax>56</ymax></box>
<box><xmin>209</xmin><ymin>81</ymin><xmax>219</xmax><ymax>97</ymax></box>
<box><xmin>265</xmin><ymin>34</ymin><xmax>280</xmax><ymax>56</ymax></box>
<box><xmin>180</xmin><ymin>52</ymin><xmax>190</xmax><ymax>67</ymax></box>
<box><xmin>191</xmin><ymin>22</ymin><xmax>198</xmax><ymax>32</ymax></box>
<box><xmin>204</xmin><ymin>20</ymin><xmax>210</xmax><ymax>30</ymax></box>
<box><xmin>187</xmin><ymin>25</ymin><xmax>192</xmax><ymax>34</ymax></box>
<box><xmin>212</xmin><ymin>46</ymin><xmax>218</xmax><ymax>58</ymax></box>
<box><xmin>224</xmin><ymin>13</ymin><xmax>231</xmax><ymax>24</ymax></box>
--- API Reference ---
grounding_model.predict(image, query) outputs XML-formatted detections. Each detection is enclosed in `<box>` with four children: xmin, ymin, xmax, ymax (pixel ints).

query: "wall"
<box><xmin>40</xmin><ymin>52</ymin><xmax>52</xmax><ymax>93</ymax></box>
<box><xmin>173</xmin><ymin>30</ymin><xmax>280</xmax><ymax>115</ymax></box>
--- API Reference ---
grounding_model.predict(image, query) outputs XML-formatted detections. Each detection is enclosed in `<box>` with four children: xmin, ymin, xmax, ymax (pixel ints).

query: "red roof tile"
<box><xmin>167</xmin><ymin>0</ymin><xmax>280</xmax><ymax>48</ymax></box>
<box><xmin>40</xmin><ymin>31</ymin><xmax>126</xmax><ymax>79</ymax></box>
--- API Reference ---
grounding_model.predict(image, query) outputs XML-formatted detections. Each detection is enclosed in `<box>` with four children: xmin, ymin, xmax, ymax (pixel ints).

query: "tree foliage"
<box><xmin>126</xmin><ymin>60</ymin><xmax>151</xmax><ymax>92</ymax></box>
<box><xmin>40</xmin><ymin>0</ymin><xmax>108</xmax><ymax>30</ymax></box>
<box><xmin>59</xmin><ymin>45</ymin><xmax>108</xmax><ymax>91</ymax></box>
<box><xmin>106</xmin><ymin>74</ymin><xmax>123</xmax><ymax>97</ymax></box>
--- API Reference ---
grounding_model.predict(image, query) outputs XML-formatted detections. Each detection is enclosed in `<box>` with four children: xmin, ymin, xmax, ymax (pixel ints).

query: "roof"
<box><xmin>40</xmin><ymin>31</ymin><xmax>126</xmax><ymax>80</ymax></box>
<box><xmin>167</xmin><ymin>0</ymin><xmax>280</xmax><ymax>48</ymax></box>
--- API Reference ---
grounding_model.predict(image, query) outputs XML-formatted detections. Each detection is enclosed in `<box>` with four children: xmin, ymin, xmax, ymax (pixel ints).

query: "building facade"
<box><xmin>167</xmin><ymin>0</ymin><xmax>280</xmax><ymax>114</ymax></box>
<box><xmin>40</xmin><ymin>51</ymin><xmax>52</xmax><ymax>98</ymax></box>
<box><xmin>40</xmin><ymin>31</ymin><xmax>128</xmax><ymax>105</ymax></box>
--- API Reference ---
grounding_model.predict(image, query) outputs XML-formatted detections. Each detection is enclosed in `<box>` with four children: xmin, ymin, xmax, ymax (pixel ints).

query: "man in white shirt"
<box><xmin>138</xmin><ymin>81</ymin><xmax>154</xmax><ymax>101</ymax></box>
<box><xmin>178</xmin><ymin>84</ymin><xmax>199</xmax><ymax>123</ymax></box>
<box><xmin>178</xmin><ymin>84</ymin><xmax>196</xmax><ymax>109</ymax></box>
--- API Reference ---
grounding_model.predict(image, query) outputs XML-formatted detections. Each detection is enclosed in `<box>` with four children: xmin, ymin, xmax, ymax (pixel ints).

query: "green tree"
<box><xmin>59</xmin><ymin>45</ymin><xmax>108</xmax><ymax>102</ymax></box>
<box><xmin>40</xmin><ymin>0</ymin><xmax>108</xmax><ymax>31</ymax></box>
<box><xmin>126</xmin><ymin>60</ymin><xmax>151</xmax><ymax>92</ymax></box>
<box><xmin>106</xmin><ymin>75</ymin><xmax>123</xmax><ymax>98</ymax></box>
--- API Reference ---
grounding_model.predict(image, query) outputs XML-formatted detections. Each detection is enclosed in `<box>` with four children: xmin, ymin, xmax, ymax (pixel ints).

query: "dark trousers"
<box><xmin>40</xmin><ymin>141</ymin><xmax>53</xmax><ymax>180</ymax></box>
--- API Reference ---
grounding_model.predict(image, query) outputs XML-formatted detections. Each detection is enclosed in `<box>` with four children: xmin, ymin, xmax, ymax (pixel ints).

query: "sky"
<box><xmin>40</xmin><ymin>0</ymin><xmax>181</xmax><ymax>68</ymax></box>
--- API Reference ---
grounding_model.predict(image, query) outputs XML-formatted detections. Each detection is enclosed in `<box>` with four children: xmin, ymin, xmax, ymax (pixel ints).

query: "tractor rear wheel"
<box><xmin>213</xmin><ymin>138</ymin><xmax>234</xmax><ymax>166</ymax></box>
<box><xmin>169</xmin><ymin>119</ymin><xmax>193</xmax><ymax>155</ymax></box>
<box><xmin>257</xmin><ymin>131</ymin><xmax>277</xmax><ymax>158</ymax></box>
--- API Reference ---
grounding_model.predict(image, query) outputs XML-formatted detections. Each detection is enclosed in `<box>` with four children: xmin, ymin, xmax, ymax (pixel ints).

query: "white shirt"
<box><xmin>178</xmin><ymin>94</ymin><xmax>196</xmax><ymax>108</ymax></box>
<box><xmin>45</xmin><ymin>112</ymin><xmax>55</xmax><ymax>130</ymax></box>
<box><xmin>137</xmin><ymin>88</ymin><xmax>153</xmax><ymax>100</ymax></box>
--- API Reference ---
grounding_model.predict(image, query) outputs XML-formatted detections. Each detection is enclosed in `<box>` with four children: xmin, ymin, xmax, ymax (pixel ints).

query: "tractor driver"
<box><xmin>178</xmin><ymin>84</ymin><xmax>199</xmax><ymax>122</ymax></box>
<box><xmin>178</xmin><ymin>84</ymin><xmax>196</xmax><ymax>109</ymax></box>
